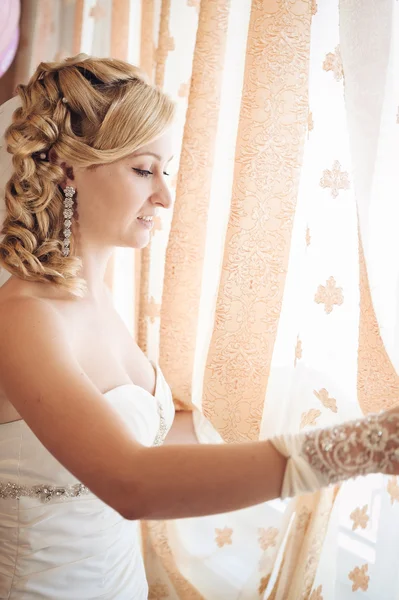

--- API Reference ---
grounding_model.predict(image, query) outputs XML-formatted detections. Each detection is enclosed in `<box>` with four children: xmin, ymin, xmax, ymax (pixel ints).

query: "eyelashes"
<box><xmin>133</xmin><ymin>169</ymin><xmax>170</xmax><ymax>178</ymax></box>
<box><xmin>133</xmin><ymin>169</ymin><xmax>152</xmax><ymax>177</ymax></box>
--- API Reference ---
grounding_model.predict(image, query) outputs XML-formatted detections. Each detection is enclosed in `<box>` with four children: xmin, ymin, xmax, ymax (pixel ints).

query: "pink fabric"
<box><xmin>0</xmin><ymin>0</ymin><xmax>20</xmax><ymax>78</ymax></box>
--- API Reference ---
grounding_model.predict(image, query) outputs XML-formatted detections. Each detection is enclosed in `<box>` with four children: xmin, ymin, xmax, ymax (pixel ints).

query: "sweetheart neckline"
<box><xmin>103</xmin><ymin>381</ymin><xmax>156</xmax><ymax>400</ymax></box>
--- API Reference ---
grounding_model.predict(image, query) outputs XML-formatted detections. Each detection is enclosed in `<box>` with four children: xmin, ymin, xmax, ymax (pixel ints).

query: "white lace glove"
<box><xmin>270</xmin><ymin>410</ymin><xmax>399</xmax><ymax>499</ymax></box>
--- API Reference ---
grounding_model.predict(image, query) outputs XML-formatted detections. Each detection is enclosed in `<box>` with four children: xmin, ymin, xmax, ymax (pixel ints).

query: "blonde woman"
<box><xmin>0</xmin><ymin>55</ymin><xmax>398</xmax><ymax>599</ymax></box>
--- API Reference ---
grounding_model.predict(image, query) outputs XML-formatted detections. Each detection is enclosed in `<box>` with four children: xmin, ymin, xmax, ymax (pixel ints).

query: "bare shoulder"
<box><xmin>0</xmin><ymin>274</ymin><xmax>71</xmax><ymax>304</ymax></box>
<box><xmin>0</xmin><ymin>276</ymin><xmax>73</xmax><ymax>421</ymax></box>
<box><xmin>0</xmin><ymin>275</ymin><xmax>83</xmax><ymax>425</ymax></box>
<box><xmin>0</xmin><ymin>293</ymin><xmax>67</xmax><ymax>343</ymax></box>
<box><xmin>0</xmin><ymin>276</ymin><xmax>144</xmax><ymax>518</ymax></box>
<box><xmin>0</xmin><ymin>280</ymin><xmax>69</xmax><ymax>355</ymax></box>
<box><xmin>0</xmin><ymin>287</ymin><xmax>74</xmax><ymax>409</ymax></box>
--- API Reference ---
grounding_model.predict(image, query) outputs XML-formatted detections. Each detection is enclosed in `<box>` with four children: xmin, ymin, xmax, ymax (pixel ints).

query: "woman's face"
<box><xmin>70</xmin><ymin>129</ymin><xmax>175</xmax><ymax>250</ymax></box>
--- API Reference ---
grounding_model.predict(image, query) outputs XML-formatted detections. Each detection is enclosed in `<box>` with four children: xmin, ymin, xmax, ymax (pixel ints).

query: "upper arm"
<box><xmin>0</xmin><ymin>296</ymin><xmax>143</xmax><ymax>517</ymax></box>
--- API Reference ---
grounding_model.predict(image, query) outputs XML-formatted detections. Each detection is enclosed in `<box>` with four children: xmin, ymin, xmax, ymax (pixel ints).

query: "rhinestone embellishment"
<box><xmin>0</xmin><ymin>397</ymin><xmax>169</xmax><ymax>502</ymax></box>
<box><xmin>62</xmin><ymin>186</ymin><xmax>75</xmax><ymax>256</ymax></box>
<box><xmin>153</xmin><ymin>400</ymin><xmax>168</xmax><ymax>446</ymax></box>
<box><xmin>300</xmin><ymin>411</ymin><xmax>399</xmax><ymax>485</ymax></box>
<box><xmin>0</xmin><ymin>481</ymin><xmax>90</xmax><ymax>503</ymax></box>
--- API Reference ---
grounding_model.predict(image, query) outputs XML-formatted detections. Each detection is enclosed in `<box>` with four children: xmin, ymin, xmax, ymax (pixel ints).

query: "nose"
<box><xmin>151</xmin><ymin>177</ymin><xmax>173</xmax><ymax>210</ymax></box>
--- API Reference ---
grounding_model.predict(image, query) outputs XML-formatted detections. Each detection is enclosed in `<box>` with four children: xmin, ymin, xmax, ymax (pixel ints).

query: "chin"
<box><xmin>117</xmin><ymin>220</ymin><xmax>153</xmax><ymax>249</ymax></box>
<box><xmin>134</xmin><ymin>237</ymin><xmax>151</xmax><ymax>249</ymax></box>
<box><xmin>118</xmin><ymin>234</ymin><xmax>151</xmax><ymax>250</ymax></box>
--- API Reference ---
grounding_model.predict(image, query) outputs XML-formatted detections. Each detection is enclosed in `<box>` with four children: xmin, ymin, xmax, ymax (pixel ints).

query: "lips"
<box><xmin>137</xmin><ymin>216</ymin><xmax>154</xmax><ymax>230</ymax></box>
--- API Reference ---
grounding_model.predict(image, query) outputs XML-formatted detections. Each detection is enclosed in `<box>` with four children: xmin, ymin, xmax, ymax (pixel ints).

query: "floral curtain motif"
<box><xmin>202</xmin><ymin>0</ymin><xmax>312</xmax><ymax>444</ymax></box>
<box><xmin>159</xmin><ymin>0</ymin><xmax>230</xmax><ymax>407</ymax></box>
<box><xmin>308</xmin><ymin>2</ymin><xmax>399</xmax><ymax>598</ymax></box>
<box><xmin>138</xmin><ymin>0</ymin><xmax>180</xmax><ymax>356</ymax></box>
<box><xmin>6</xmin><ymin>1</ymin><xmax>399</xmax><ymax>598</ymax></box>
<box><xmin>257</xmin><ymin>0</ymin><xmax>361</xmax><ymax>597</ymax></box>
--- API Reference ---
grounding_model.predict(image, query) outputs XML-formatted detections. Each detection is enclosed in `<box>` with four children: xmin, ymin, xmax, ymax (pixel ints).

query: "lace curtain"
<box><xmin>2</xmin><ymin>1</ymin><xmax>399</xmax><ymax>598</ymax></box>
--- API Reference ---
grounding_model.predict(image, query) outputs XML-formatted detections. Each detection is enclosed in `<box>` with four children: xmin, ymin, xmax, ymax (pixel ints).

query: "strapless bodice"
<box><xmin>0</xmin><ymin>364</ymin><xmax>175</xmax><ymax>599</ymax></box>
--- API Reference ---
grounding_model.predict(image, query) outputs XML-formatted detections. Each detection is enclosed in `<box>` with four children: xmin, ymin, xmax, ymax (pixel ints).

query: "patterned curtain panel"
<box><xmin>6</xmin><ymin>1</ymin><xmax>399</xmax><ymax>598</ymax></box>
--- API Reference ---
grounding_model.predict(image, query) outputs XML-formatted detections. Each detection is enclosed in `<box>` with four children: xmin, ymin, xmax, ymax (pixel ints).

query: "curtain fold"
<box><xmin>72</xmin><ymin>0</ymin><xmax>85</xmax><ymax>55</ymax></box>
<box><xmin>2</xmin><ymin>1</ymin><xmax>399</xmax><ymax>598</ymax></box>
<box><xmin>202</xmin><ymin>0</ymin><xmax>311</xmax><ymax>443</ymax></box>
<box><xmin>138</xmin><ymin>0</ymin><xmax>174</xmax><ymax>354</ymax></box>
<box><xmin>160</xmin><ymin>0</ymin><xmax>230</xmax><ymax>408</ymax></box>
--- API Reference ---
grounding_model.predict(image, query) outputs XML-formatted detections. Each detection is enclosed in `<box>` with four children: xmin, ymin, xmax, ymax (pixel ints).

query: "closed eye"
<box><xmin>133</xmin><ymin>169</ymin><xmax>152</xmax><ymax>177</ymax></box>
<box><xmin>133</xmin><ymin>169</ymin><xmax>171</xmax><ymax>178</ymax></box>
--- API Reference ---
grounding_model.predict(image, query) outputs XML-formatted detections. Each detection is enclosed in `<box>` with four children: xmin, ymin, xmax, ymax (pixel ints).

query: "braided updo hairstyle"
<box><xmin>0</xmin><ymin>54</ymin><xmax>175</xmax><ymax>296</ymax></box>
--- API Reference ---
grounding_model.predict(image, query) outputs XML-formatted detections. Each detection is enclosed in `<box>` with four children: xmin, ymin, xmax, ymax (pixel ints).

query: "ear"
<box><xmin>48</xmin><ymin>148</ymin><xmax>75</xmax><ymax>184</ymax></box>
<box><xmin>62</xmin><ymin>164</ymin><xmax>75</xmax><ymax>181</ymax></box>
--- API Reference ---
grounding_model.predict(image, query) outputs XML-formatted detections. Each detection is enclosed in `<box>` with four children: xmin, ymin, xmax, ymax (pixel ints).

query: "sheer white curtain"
<box><xmin>6</xmin><ymin>1</ymin><xmax>399</xmax><ymax>597</ymax></box>
<box><xmin>310</xmin><ymin>2</ymin><xmax>399</xmax><ymax>599</ymax></box>
<box><xmin>146</xmin><ymin>1</ymin><xmax>399</xmax><ymax>598</ymax></box>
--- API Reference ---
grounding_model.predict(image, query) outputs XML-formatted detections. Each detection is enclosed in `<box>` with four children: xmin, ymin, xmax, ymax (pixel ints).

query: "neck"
<box><xmin>75</xmin><ymin>239</ymin><xmax>114</xmax><ymax>302</ymax></box>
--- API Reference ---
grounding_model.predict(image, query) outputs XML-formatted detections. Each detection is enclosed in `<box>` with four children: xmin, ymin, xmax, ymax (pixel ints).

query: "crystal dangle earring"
<box><xmin>62</xmin><ymin>186</ymin><xmax>75</xmax><ymax>257</ymax></box>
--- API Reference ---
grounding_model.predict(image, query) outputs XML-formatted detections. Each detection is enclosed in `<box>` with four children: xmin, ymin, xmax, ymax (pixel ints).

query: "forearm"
<box><xmin>126</xmin><ymin>408</ymin><xmax>399</xmax><ymax>521</ymax></box>
<box><xmin>128</xmin><ymin>439</ymin><xmax>286</xmax><ymax>521</ymax></box>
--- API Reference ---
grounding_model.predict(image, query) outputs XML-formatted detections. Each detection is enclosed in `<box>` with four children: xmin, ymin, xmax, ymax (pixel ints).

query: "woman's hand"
<box><xmin>270</xmin><ymin>408</ymin><xmax>399</xmax><ymax>498</ymax></box>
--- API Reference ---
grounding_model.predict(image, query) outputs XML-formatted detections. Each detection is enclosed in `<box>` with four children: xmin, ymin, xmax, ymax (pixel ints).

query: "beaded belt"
<box><xmin>0</xmin><ymin>398</ymin><xmax>168</xmax><ymax>503</ymax></box>
<box><xmin>0</xmin><ymin>481</ymin><xmax>90</xmax><ymax>503</ymax></box>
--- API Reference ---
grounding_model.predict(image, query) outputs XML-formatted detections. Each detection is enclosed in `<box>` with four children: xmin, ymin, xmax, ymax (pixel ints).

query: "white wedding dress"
<box><xmin>0</xmin><ymin>363</ymin><xmax>175</xmax><ymax>599</ymax></box>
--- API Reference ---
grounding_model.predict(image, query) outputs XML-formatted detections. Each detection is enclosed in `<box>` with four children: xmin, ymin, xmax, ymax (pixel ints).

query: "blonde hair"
<box><xmin>0</xmin><ymin>54</ymin><xmax>175</xmax><ymax>296</ymax></box>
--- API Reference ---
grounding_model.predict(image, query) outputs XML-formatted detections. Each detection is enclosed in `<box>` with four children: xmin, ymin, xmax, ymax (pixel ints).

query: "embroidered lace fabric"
<box><xmin>271</xmin><ymin>410</ymin><xmax>399</xmax><ymax>499</ymax></box>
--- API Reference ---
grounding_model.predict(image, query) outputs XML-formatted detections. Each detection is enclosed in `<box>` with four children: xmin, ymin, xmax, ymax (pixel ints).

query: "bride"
<box><xmin>0</xmin><ymin>54</ymin><xmax>398</xmax><ymax>599</ymax></box>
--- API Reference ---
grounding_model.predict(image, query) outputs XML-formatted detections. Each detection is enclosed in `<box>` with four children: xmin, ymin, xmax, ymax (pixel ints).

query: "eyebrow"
<box><xmin>132</xmin><ymin>151</ymin><xmax>174</xmax><ymax>162</ymax></box>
